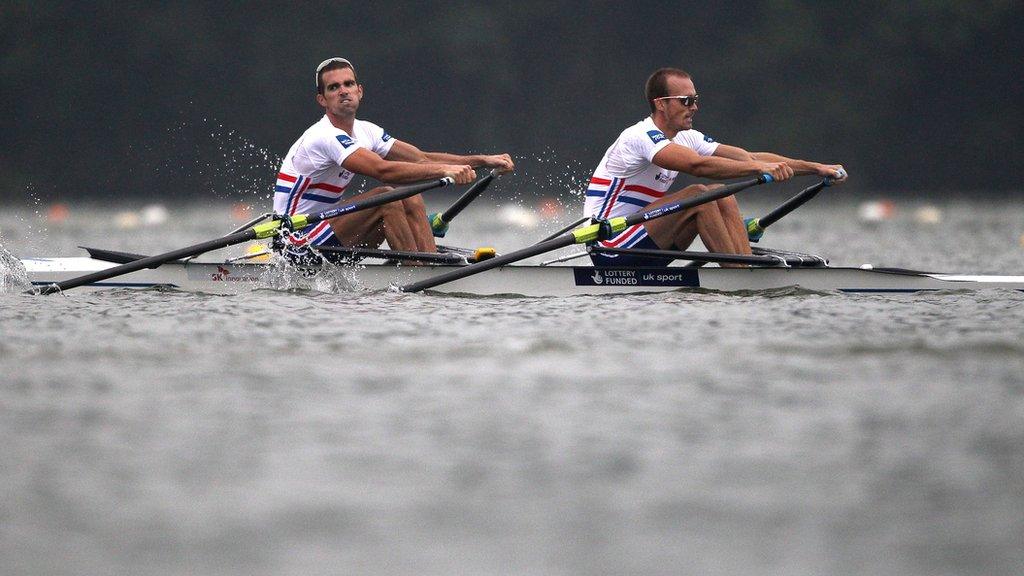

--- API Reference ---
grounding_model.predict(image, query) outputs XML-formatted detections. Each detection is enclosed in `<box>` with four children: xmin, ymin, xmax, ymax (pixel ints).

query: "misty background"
<box><xmin>3</xmin><ymin>1</ymin><xmax>1022</xmax><ymax>206</ymax></box>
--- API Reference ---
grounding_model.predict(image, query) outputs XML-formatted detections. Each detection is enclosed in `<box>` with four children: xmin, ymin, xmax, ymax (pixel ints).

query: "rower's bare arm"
<box><xmin>387</xmin><ymin>141</ymin><xmax>515</xmax><ymax>174</ymax></box>
<box><xmin>653</xmin><ymin>143</ymin><xmax>793</xmax><ymax>181</ymax></box>
<box><xmin>752</xmin><ymin>152</ymin><xmax>846</xmax><ymax>182</ymax></box>
<box><xmin>716</xmin><ymin>145</ymin><xmax>846</xmax><ymax>182</ymax></box>
<box><xmin>342</xmin><ymin>147</ymin><xmax>476</xmax><ymax>185</ymax></box>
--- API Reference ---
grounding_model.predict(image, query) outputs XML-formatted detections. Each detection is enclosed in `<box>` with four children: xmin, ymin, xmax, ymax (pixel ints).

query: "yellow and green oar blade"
<box><xmin>401</xmin><ymin>174</ymin><xmax>772</xmax><ymax>293</ymax></box>
<box><xmin>33</xmin><ymin>177</ymin><xmax>454</xmax><ymax>295</ymax></box>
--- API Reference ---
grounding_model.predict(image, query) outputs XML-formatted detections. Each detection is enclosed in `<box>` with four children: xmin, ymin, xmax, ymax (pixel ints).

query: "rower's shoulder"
<box><xmin>613</xmin><ymin>117</ymin><xmax>669</xmax><ymax>149</ymax></box>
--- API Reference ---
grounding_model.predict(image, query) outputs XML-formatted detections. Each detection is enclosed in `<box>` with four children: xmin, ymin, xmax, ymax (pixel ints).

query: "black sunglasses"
<box><xmin>655</xmin><ymin>94</ymin><xmax>700</xmax><ymax>107</ymax></box>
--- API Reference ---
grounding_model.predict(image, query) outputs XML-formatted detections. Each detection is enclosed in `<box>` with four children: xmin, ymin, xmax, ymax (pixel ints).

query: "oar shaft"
<box><xmin>306</xmin><ymin>177</ymin><xmax>454</xmax><ymax>226</ymax></box>
<box><xmin>34</xmin><ymin>177</ymin><xmax>453</xmax><ymax>295</ymax></box>
<box><xmin>314</xmin><ymin>245</ymin><xmax>464</xmax><ymax>264</ymax></box>
<box><xmin>594</xmin><ymin>247</ymin><xmax>808</xmax><ymax>267</ymax></box>
<box><xmin>756</xmin><ymin>179</ymin><xmax>828</xmax><ymax>229</ymax></box>
<box><xmin>440</xmin><ymin>169</ymin><xmax>498</xmax><ymax>223</ymax></box>
<box><xmin>36</xmin><ymin>229</ymin><xmax>258</xmax><ymax>294</ymax></box>
<box><xmin>401</xmin><ymin>235</ymin><xmax>574</xmax><ymax>293</ymax></box>
<box><xmin>624</xmin><ymin>176</ymin><xmax>769</xmax><ymax>228</ymax></box>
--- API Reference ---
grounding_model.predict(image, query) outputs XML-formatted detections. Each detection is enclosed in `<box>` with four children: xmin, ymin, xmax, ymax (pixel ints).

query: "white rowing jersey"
<box><xmin>584</xmin><ymin>117</ymin><xmax>719</xmax><ymax>220</ymax></box>
<box><xmin>274</xmin><ymin>115</ymin><xmax>396</xmax><ymax>218</ymax></box>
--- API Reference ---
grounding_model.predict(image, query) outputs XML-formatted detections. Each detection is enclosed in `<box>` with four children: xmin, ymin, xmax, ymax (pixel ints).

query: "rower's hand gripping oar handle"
<box><xmin>429</xmin><ymin>169</ymin><xmax>500</xmax><ymax>238</ymax></box>
<box><xmin>745</xmin><ymin>168</ymin><xmax>847</xmax><ymax>242</ymax></box>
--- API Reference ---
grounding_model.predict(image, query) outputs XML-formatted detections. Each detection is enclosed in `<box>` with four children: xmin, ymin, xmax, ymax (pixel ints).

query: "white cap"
<box><xmin>315</xmin><ymin>57</ymin><xmax>355</xmax><ymax>89</ymax></box>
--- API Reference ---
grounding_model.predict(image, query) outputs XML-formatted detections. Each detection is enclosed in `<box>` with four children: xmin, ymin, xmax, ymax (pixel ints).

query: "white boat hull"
<box><xmin>20</xmin><ymin>257</ymin><xmax>1024</xmax><ymax>296</ymax></box>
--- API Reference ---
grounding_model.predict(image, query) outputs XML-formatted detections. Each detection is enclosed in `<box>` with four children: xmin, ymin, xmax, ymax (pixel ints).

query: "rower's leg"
<box><xmin>400</xmin><ymin>195</ymin><xmax>437</xmax><ymax>252</ymax></box>
<box><xmin>644</xmin><ymin>185</ymin><xmax>737</xmax><ymax>252</ymax></box>
<box><xmin>644</xmin><ymin>184</ymin><xmax>746</xmax><ymax>267</ymax></box>
<box><xmin>715</xmin><ymin>195</ymin><xmax>753</xmax><ymax>255</ymax></box>
<box><xmin>327</xmin><ymin>186</ymin><xmax>419</xmax><ymax>250</ymax></box>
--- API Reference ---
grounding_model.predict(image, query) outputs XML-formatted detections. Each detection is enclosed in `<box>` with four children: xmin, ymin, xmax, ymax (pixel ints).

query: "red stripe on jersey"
<box><xmin>602</xmin><ymin>224</ymin><xmax>645</xmax><ymax>247</ymax></box>
<box><xmin>277</xmin><ymin>172</ymin><xmax>298</xmax><ymax>183</ymax></box>
<box><xmin>623</xmin><ymin>184</ymin><xmax>664</xmax><ymax>198</ymax></box>
<box><xmin>309</xmin><ymin>182</ymin><xmax>345</xmax><ymax>193</ymax></box>
<box><xmin>590</xmin><ymin>177</ymin><xmax>612</xmax><ymax>186</ymax></box>
<box><xmin>600</xmin><ymin>179</ymin><xmax>626</xmax><ymax>219</ymax></box>
<box><xmin>288</xmin><ymin>178</ymin><xmax>312</xmax><ymax>215</ymax></box>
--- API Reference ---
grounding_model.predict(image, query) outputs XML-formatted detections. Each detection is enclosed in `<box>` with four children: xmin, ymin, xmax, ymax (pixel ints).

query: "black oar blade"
<box><xmin>80</xmin><ymin>246</ymin><xmax>157</xmax><ymax>265</ymax></box>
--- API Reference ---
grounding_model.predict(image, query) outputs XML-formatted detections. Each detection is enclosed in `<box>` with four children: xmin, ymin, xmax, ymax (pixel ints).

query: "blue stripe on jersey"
<box><xmin>309</xmin><ymin>226</ymin><xmax>336</xmax><ymax>246</ymax></box>
<box><xmin>623</xmin><ymin>230</ymin><xmax>649</xmax><ymax>248</ymax></box>
<box><xmin>614</xmin><ymin>196</ymin><xmax>653</xmax><ymax>208</ymax></box>
<box><xmin>596</xmin><ymin>177</ymin><xmax>619</xmax><ymax>219</ymax></box>
<box><xmin>285</xmin><ymin>176</ymin><xmax>305</xmax><ymax>215</ymax></box>
<box><xmin>301</xmin><ymin>193</ymin><xmax>341</xmax><ymax>204</ymax></box>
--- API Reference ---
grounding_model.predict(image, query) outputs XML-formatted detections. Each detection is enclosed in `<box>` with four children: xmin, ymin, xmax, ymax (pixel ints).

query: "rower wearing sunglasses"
<box><xmin>585</xmin><ymin>67</ymin><xmax>846</xmax><ymax>267</ymax></box>
<box><xmin>273</xmin><ymin>57</ymin><xmax>514</xmax><ymax>256</ymax></box>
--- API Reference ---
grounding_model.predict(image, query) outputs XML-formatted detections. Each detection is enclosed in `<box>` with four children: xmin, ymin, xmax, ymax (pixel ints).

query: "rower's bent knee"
<box><xmin>380</xmin><ymin>200</ymin><xmax>405</xmax><ymax>219</ymax></box>
<box><xmin>402</xmin><ymin>194</ymin><xmax>426</xmax><ymax>212</ymax></box>
<box><xmin>717</xmin><ymin>195</ymin><xmax>740</xmax><ymax>212</ymax></box>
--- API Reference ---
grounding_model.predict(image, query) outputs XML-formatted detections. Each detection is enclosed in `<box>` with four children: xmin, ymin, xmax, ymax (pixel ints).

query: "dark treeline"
<box><xmin>2</xmin><ymin>1</ymin><xmax>1022</xmax><ymax>203</ymax></box>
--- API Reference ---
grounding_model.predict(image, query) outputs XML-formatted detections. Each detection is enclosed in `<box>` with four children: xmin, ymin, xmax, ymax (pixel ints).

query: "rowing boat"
<box><xmin>20</xmin><ymin>254</ymin><xmax>1024</xmax><ymax>296</ymax></box>
<box><xmin>16</xmin><ymin>174</ymin><xmax>1024</xmax><ymax>296</ymax></box>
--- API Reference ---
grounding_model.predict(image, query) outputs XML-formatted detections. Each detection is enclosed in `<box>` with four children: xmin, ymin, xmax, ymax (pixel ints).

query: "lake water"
<box><xmin>2</xmin><ymin>191</ymin><xmax>1024</xmax><ymax>575</ymax></box>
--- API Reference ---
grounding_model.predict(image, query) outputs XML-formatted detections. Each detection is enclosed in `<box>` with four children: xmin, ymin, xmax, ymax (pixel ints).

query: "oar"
<box><xmin>401</xmin><ymin>174</ymin><xmax>774</xmax><ymax>293</ymax></box>
<box><xmin>33</xmin><ymin>177</ymin><xmax>455</xmax><ymax>294</ymax></box>
<box><xmin>745</xmin><ymin>168</ymin><xmax>846</xmax><ymax>241</ymax></box>
<box><xmin>429</xmin><ymin>169</ymin><xmax>500</xmax><ymax>237</ymax></box>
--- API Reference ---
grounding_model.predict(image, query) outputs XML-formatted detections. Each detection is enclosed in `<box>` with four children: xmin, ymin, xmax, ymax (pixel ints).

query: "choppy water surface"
<box><xmin>2</xmin><ymin>197</ymin><xmax>1024</xmax><ymax>575</ymax></box>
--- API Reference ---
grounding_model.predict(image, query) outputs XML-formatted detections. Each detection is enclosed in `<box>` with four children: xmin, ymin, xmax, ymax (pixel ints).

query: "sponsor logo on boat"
<box><xmin>574</xmin><ymin>267</ymin><xmax>700</xmax><ymax>287</ymax></box>
<box><xmin>195</xmin><ymin>266</ymin><xmax>259</xmax><ymax>283</ymax></box>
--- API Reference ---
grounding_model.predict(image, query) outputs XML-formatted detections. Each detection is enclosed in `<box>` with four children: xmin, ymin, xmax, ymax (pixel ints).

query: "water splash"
<box><xmin>0</xmin><ymin>241</ymin><xmax>28</xmax><ymax>292</ymax></box>
<box><xmin>257</xmin><ymin>252</ymin><xmax>365</xmax><ymax>293</ymax></box>
<box><xmin>135</xmin><ymin>104</ymin><xmax>282</xmax><ymax>206</ymax></box>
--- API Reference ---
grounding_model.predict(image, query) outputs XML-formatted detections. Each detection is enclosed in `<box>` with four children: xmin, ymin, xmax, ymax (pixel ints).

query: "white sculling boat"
<box><xmin>16</xmin><ymin>174</ymin><xmax>1024</xmax><ymax>297</ymax></box>
<box><xmin>20</xmin><ymin>250</ymin><xmax>1024</xmax><ymax>296</ymax></box>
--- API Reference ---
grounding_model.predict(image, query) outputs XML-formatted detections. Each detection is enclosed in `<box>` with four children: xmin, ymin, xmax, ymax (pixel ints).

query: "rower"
<box><xmin>584</xmin><ymin>67</ymin><xmax>847</xmax><ymax>267</ymax></box>
<box><xmin>273</xmin><ymin>57</ymin><xmax>514</xmax><ymax>259</ymax></box>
